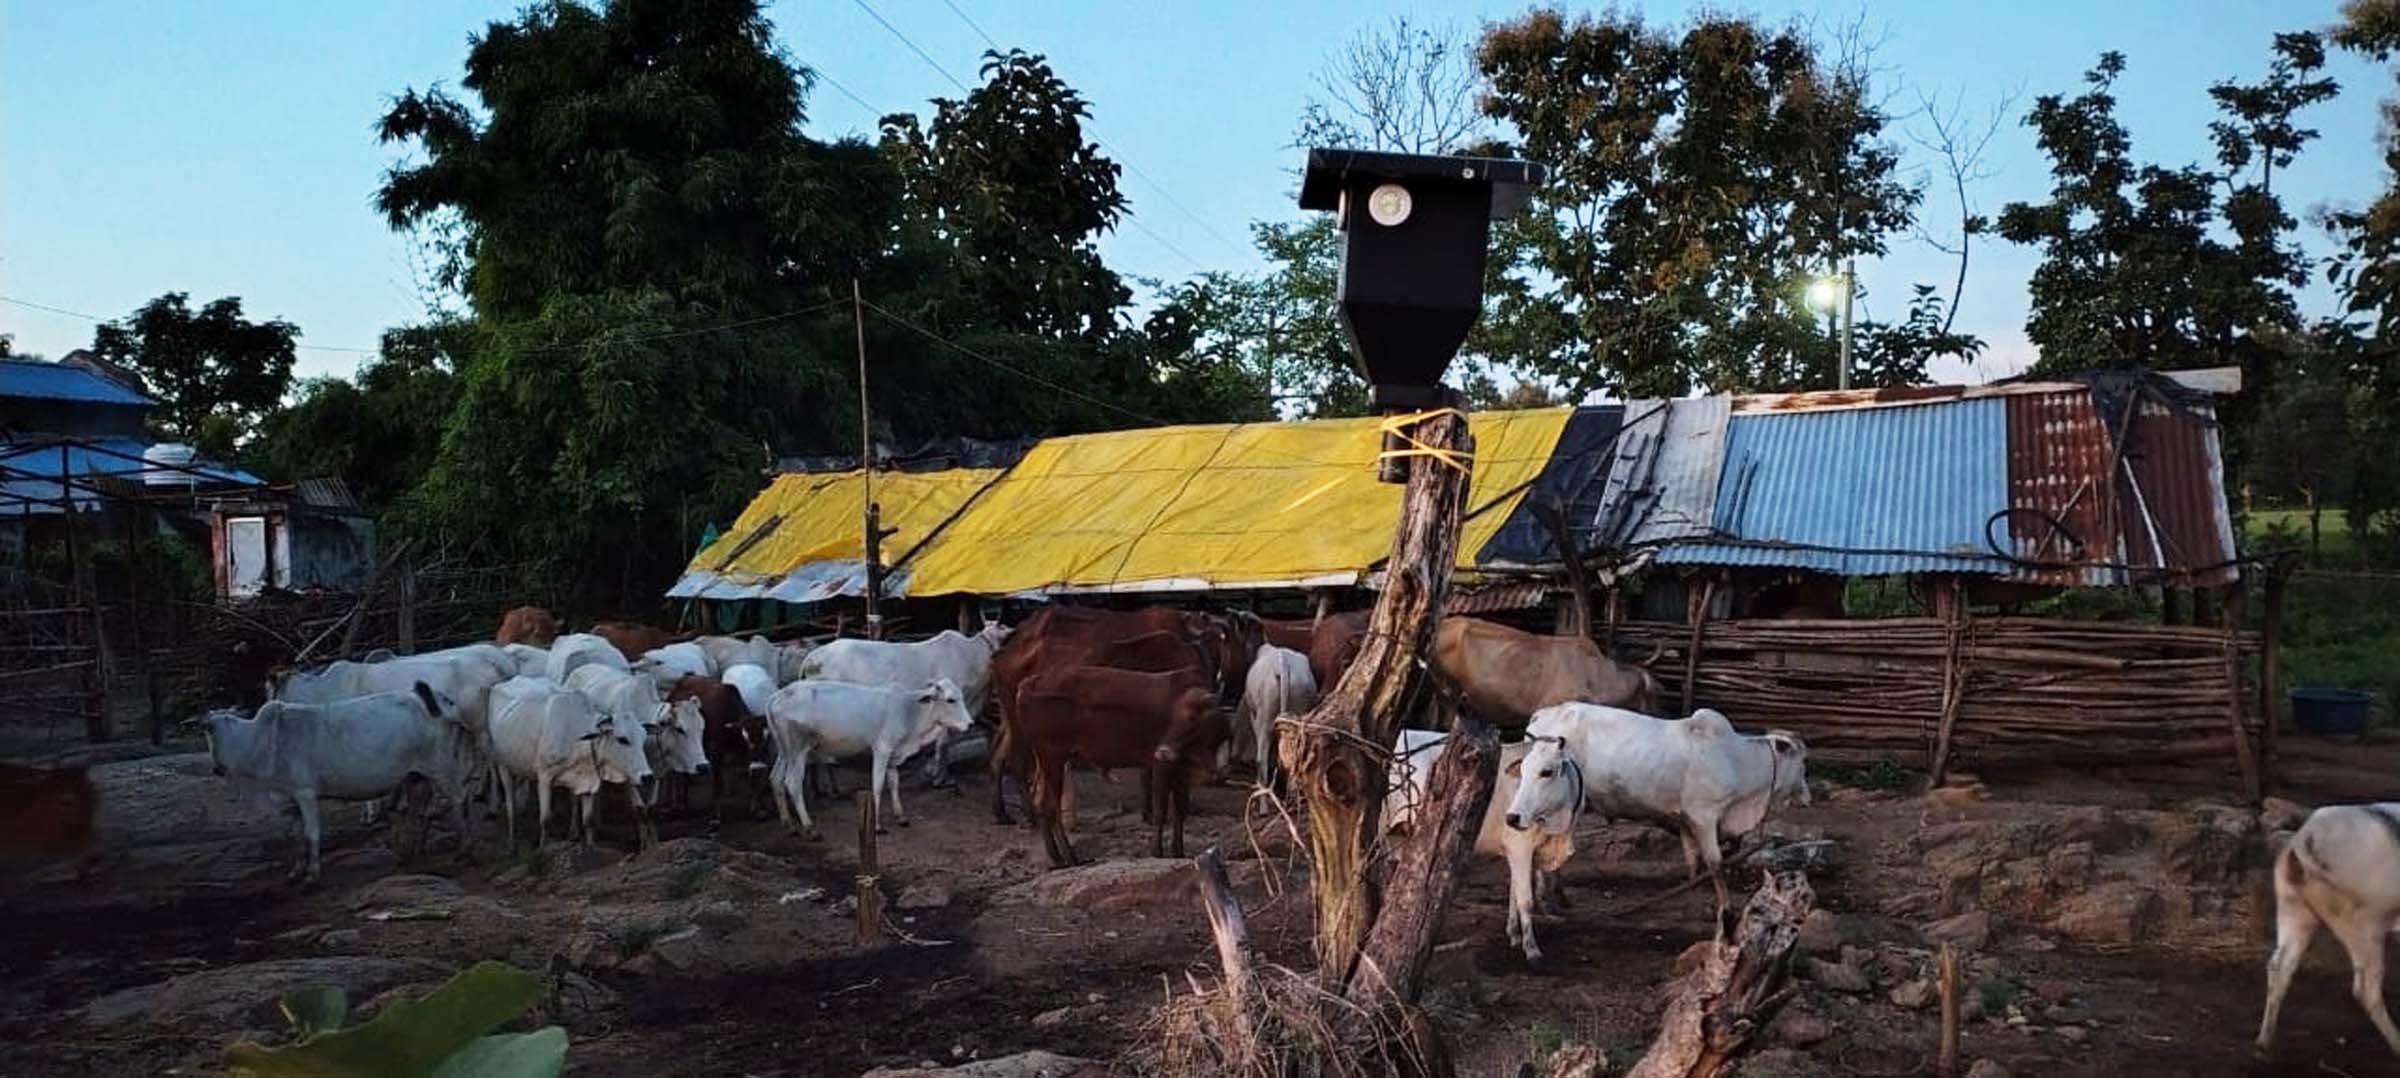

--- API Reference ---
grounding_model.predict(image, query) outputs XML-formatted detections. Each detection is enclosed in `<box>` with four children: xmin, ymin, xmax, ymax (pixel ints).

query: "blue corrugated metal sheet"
<box><xmin>0</xmin><ymin>360</ymin><xmax>154</xmax><ymax>406</ymax></box>
<box><xmin>1654</xmin><ymin>397</ymin><xmax>2015</xmax><ymax>576</ymax></box>
<box><xmin>0</xmin><ymin>438</ymin><xmax>260</xmax><ymax>516</ymax></box>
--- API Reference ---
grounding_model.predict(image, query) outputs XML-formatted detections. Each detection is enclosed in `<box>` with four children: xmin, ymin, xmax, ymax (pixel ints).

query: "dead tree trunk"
<box><xmin>1628</xmin><ymin>871</ymin><xmax>1814</xmax><ymax>1078</ymax></box>
<box><xmin>1279</xmin><ymin>408</ymin><xmax>1478</xmax><ymax>994</ymax></box>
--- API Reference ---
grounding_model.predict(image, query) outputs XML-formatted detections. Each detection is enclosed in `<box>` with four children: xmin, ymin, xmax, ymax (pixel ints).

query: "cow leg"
<box><xmin>1687</xmin><ymin>816</ymin><xmax>1732</xmax><ymax>933</ymax></box>
<box><xmin>1170</xmin><ymin>770</ymin><xmax>1191</xmax><ymax>859</ymax></box>
<box><xmin>1036</xmin><ymin>751</ymin><xmax>1077</xmax><ymax>868</ymax></box>
<box><xmin>1255</xmin><ymin>710</ymin><xmax>1277</xmax><ymax>792</ymax></box>
<box><xmin>788</xmin><ymin>745</ymin><xmax>817</xmax><ymax>833</ymax></box>
<box><xmin>630</xmin><ymin>783</ymin><xmax>657</xmax><ymax>849</ymax></box>
<box><xmin>292</xmin><ymin>789</ymin><xmax>324</xmax><ymax>885</ymax></box>
<box><xmin>1059</xmin><ymin>767</ymin><xmax>1078</xmax><ymax>831</ymax></box>
<box><xmin>1505</xmin><ymin>837</ymin><xmax>1542</xmax><ymax>968</ymax></box>
<box><xmin>576</xmin><ymin>792</ymin><xmax>601</xmax><ymax>848</ymax></box>
<box><xmin>990</xmin><ymin>721</ymin><xmax>1018</xmax><ymax>825</ymax></box>
<box><xmin>2255</xmin><ymin>878</ymin><xmax>2321</xmax><ymax>1060</ymax></box>
<box><xmin>1148</xmin><ymin>763</ymin><xmax>1168</xmax><ymax>858</ymax></box>
<box><xmin>868</xmin><ymin>746</ymin><xmax>896</xmax><ymax>832</ymax></box>
<box><xmin>2330</xmin><ymin>909</ymin><xmax>2400</xmax><ymax>1057</ymax></box>
<box><xmin>497</xmin><ymin>767</ymin><xmax>519</xmax><ymax>853</ymax></box>
<box><xmin>535</xmin><ymin>778</ymin><xmax>556</xmax><ymax>848</ymax></box>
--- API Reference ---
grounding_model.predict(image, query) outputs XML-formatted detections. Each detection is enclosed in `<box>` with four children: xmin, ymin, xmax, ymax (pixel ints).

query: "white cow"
<box><xmin>719</xmin><ymin>663</ymin><xmax>779</xmax><ymax>719</ymax></box>
<box><xmin>485</xmin><ymin>676</ymin><xmax>654</xmax><ymax>848</ymax></box>
<box><xmin>1229</xmin><ymin>645</ymin><xmax>1317</xmax><ymax>787</ymax></box>
<box><xmin>798</xmin><ymin>624</ymin><xmax>1010</xmax><ymax>783</ymax></box>
<box><xmin>199</xmin><ymin>682</ymin><xmax>472</xmax><ymax>882</ymax></box>
<box><xmin>1385</xmin><ymin>729</ymin><xmax>1580</xmax><ymax>966</ymax></box>
<box><xmin>2256</xmin><ymin>802</ymin><xmax>2400</xmax><ymax>1061</ymax></box>
<box><xmin>763</xmin><ymin>678</ymin><xmax>974</xmax><ymax>833</ymax></box>
<box><xmin>547</xmin><ymin>633</ymin><xmax>631</xmax><ymax>683</ymax></box>
<box><xmin>276</xmin><ymin>651</ymin><xmax>512</xmax><ymax>737</ymax></box>
<box><xmin>697</xmin><ymin>635</ymin><xmax>776</xmax><ymax>676</ymax></box>
<box><xmin>774</xmin><ymin>641</ymin><xmax>816</xmax><ymax>686</ymax></box>
<box><xmin>499</xmin><ymin>643</ymin><xmax>552</xmax><ymax>678</ymax></box>
<box><xmin>1507</xmin><ymin>704</ymin><xmax>1810</xmax><ymax>922</ymax></box>
<box><xmin>638</xmin><ymin>641</ymin><xmax>715</xmax><ymax>687</ymax></box>
<box><xmin>563</xmin><ymin>665</ymin><xmax>706</xmax><ymax>787</ymax></box>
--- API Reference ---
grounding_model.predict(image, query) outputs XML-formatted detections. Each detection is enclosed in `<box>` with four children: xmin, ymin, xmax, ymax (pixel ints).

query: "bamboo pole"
<box><xmin>1931</xmin><ymin>579</ymin><xmax>1967</xmax><ymax>784</ymax></box>
<box><xmin>856</xmin><ymin>789</ymin><xmax>881</xmax><ymax>943</ymax></box>
<box><xmin>2259</xmin><ymin>565</ymin><xmax>2286</xmax><ymax>784</ymax></box>
<box><xmin>1680</xmin><ymin>575</ymin><xmax>1716</xmax><ymax>714</ymax></box>
<box><xmin>2222</xmin><ymin>583</ymin><xmax>2260</xmax><ymax>804</ymax></box>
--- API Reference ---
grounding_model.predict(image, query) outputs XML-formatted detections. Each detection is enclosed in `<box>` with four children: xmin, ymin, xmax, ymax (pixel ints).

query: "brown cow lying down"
<box><xmin>1433</xmin><ymin>616</ymin><xmax>1656</xmax><ymax>723</ymax></box>
<box><xmin>495</xmin><ymin>605</ymin><xmax>562</xmax><ymax>647</ymax></box>
<box><xmin>0</xmin><ymin>762</ymin><xmax>96</xmax><ymax>861</ymax></box>
<box><xmin>1014</xmin><ymin>665</ymin><xmax>1228</xmax><ymax>867</ymax></box>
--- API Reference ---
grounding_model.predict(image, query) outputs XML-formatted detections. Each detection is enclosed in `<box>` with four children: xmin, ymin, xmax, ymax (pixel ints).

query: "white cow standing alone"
<box><xmin>1384</xmin><ymin>729</ymin><xmax>1582</xmax><ymax>966</ymax></box>
<box><xmin>2256</xmin><ymin>802</ymin><xmax>2400</xmax><ymax>1061</ymax></box>
<box><xmin>1507</xmin><ymin>704</ymin><xmax>1810</xmax><ymax>923</ymax></box>
<box><xmin>199</xmin><ymin>682</ymin><xmax>472</xmax><ymax>883</ymax></box>
<box><xmin>1229</xmin><ymin>644</ymin><xmax>1316</xmax><ymax>788</ymax></box>
<box><xmin>763</xmin><ymin>678</ymin><xmax>974</xmax><ymax>833</ymax></box>
<box><xmin>485</xmin><ymin>676</ymin><xmax>654</xmax><ymax>849</ymax></box>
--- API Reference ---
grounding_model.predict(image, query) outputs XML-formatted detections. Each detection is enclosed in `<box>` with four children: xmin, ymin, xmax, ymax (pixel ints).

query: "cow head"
<box><xmin>646</xmin><ymin>697</ymin><xmax>711</xmax><ymax>776</ymax></box>
<box><xmin>1503</xmin><ymin>736</ymin><xmax>1584</xmax><ymax>834</ymax></box>
<box><xmin>1763</xmin><ymin>729</ymin><xmax>1811</xmax><ymax>807</ymax></box>
<box><xmin>1154</xmin><ymin>689</ymin><xmax>1231</xmax><ymax>767</ymax></box>
<box><xmin>579</xmin><ymin>716</ymin><xmax>655</xmax><ymax>785</ymax></box>
<box><xmin>976</xmin><ymin>620</ymin><xmax>1015</xmax><ymax>651</ymax></box>
<box><xmin>914</xmin><ymin>678</ymin><xmax>975</xmax><ymax>734</ymax></box>
<box><xmin>192</xmin><ymin>707</ymin><xmax>249</xmax><ymax>777</ymax></box>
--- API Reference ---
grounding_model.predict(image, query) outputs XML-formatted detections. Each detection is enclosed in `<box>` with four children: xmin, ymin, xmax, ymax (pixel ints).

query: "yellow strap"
<box><xmin>1375</xmin><ymin>407</ymin><xmax>1474</xmax><ymax>473</ymax></box>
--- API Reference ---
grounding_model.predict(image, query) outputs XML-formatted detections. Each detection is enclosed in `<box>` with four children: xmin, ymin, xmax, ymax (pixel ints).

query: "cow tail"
<box><xmin>412</xmin><ymin>680</ymin><xmax>442</xmax><ymax>719</ymax></box>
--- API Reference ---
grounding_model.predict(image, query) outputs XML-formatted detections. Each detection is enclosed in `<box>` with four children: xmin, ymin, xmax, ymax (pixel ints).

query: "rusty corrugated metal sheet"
<box><xmin>2121</xmin><ymin>399</ymin><xmax>2238</xmax><ymax>586</ymax></box>
<box><xmin>2004</xmin><ymin>390</ymin><xmax>2237</xmax><ymax>587</ymax></box>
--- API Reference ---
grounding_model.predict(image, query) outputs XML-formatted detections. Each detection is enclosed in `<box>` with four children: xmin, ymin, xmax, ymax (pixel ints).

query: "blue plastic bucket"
<box><xmin>2290</xmin><ymin>688</ymin><xmax>2376</xmax><ymax>736</ymax></box>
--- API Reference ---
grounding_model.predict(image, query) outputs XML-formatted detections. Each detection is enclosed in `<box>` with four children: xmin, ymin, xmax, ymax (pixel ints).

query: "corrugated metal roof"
<box><xmin>0</xmin><ymin>438</ymin><xmax>260</xmax><ymax>516</ymax></box>
<box><xmin>1593</xmin><ymin>397</ymin><xmax>1728</xmax><ymax>551</ymax></box>
<box><xmin>0</xmin><ymin>359</ymin><xmax>154</xmax><ymax>406</ymax></box>
<box><xmin>1655</xmin><ymin>397</ymin><xmax>2016</xmax><ymax>576</ymax></box>
<box><xmin>2002</xmin><ymin>389</ymin><xmax>2238</xmax><ymax>587</ymax></box>
<box><xmin>295</xmin><ymin>477</ymin><xmax>362</xmax><ymax>511</ymax></box>
<box><xmin>2121</xmin><ymin>399</ymin><xmax>2239</xmax><ymax>586</ymax></box>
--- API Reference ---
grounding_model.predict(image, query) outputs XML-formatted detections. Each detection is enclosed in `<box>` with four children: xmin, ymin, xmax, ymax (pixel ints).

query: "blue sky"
<box><xmin>3</xmin><ymin>1</ymin><xmax>2390</xmax><ymax>388</ymax></box>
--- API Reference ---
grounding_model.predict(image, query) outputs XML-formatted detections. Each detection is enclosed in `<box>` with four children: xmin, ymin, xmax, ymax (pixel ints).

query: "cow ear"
<box><xmin>579</xmin><ymin>729</ymin><xmax>604</xmax><ymax>742</ymax></box>
<box><xmin>1504</xmin><ymin>759</ymin><xmax>1523</xmax><ymax>778</ymax></box>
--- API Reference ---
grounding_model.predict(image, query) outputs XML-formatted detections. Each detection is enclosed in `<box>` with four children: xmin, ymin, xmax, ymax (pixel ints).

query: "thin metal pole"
<box><xmin>1837</xmin><ymin>258</ymin><xmax>1855</xmax><ymax>390</ymax></box>
<box><xmin>853</xmin><ymin>279</ymin><xmax>882</xmax><ymax>638</ymax></box>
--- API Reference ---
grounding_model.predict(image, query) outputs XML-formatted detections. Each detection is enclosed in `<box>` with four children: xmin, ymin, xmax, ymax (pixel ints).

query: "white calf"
<box><xmin>1508</xmin><ymin>704</ymin><xmax>1809</xmax><ymax>922</ymax></box>
<box><xmin>485</xmin><ymin>676</ymin><xmax>653</xmax><ymax>848</ymax></box>
<box><xmin>2256</xmin><ymin>802</ymin><xmax>2400</xmax><ymax>1060</ymax></box>
<box><xmin>1231</xmin><ymin>645</ymin><xmax>1316</xmax><ymax>787</ymax></box>
<box><xmin>1385</xmin><ymin>729</ymin><xmax>1581</xmax><ymax>966</ymax></box>
<box><xmin>763</xmin><ymin>678</ymin><xmax>973</xmax><ymax>833</ymax></box>
<box><xmin>697</xmin><ymin>635</ymin><xmax>776</xmax><ymax>676</ymax></box>
<box><xmin>720</xmin><ymin>663</ymin><xmax>778</xmax><ymax>719</ymax></box>
<box><xmin>200</xmin><ymin>682</ymin><xmax>471</xmax><ymax>882</ymax></box>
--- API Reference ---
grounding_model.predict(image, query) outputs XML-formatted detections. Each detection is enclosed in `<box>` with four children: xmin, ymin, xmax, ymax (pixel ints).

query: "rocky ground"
<box><xmin>4</xmin><ymin>736</ymin><xmax>2398</xmax><ymax>1077</ymax></box>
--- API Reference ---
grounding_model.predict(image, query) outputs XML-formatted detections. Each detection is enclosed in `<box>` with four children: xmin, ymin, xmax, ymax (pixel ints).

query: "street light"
<box><xmin>1809</xmin><ymin>259</ymin><xmax>1856</xmax><ymax>390</ymax></box>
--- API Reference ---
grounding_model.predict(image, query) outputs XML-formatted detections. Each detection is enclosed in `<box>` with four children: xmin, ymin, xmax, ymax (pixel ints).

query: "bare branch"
<box><xmin>1298</xmin><ymin>16</ymin><xmax>1491</xmax><ymax>154</ymax></box>
<box><xmin>1905</xmin><ymin>84</ymin><xmax>2021</xmax><ymax>333</ymax></box>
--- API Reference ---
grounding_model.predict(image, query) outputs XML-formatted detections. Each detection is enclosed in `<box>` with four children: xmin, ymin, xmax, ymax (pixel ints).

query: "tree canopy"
<box><xmin>90</xmin><ymin>292</ymin><xmax>297</xmax><ymax>458</ymax></box>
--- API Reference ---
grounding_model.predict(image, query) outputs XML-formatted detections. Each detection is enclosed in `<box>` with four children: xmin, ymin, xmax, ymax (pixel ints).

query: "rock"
<box><xmin>79</xmin><ymin>956</ymin><xmax>448</xmax><ymax>1029</ymax></box>
<box><xmin>1732</xmin><ymin>1047</ymin><xmax>1825</xmax><ymax>1077</ymax></box>
<box><xmin>541</xmin><ymin>970</ymin><xmax>621</xmax><ymax>1029</ymax></box>
<box><xmin>897</xmin><ymin>882</ymin><xmax>953</xmax><ymax>910</ymax></box>
<box><xmin>1796</xmin><ymin>909</ymin><xmax>1844</xmax><ymax>955</ymax></box>
<box><xmin>1889</xmin><ymin>979</ymin><xmax>1938</xmax><ymax>1010</ymax></box>
<box><xmin>992</xmin><ymin>859</ymin><xmax>1196</xmax><ymax>910</ymax></box>
<box><xmin>1918</xmin><ymin>909</ymin><xmax>1992</xmax><ymax>953</ymax></box>
<box><xmin>2260</xmin><ymin>796</ymin><xmax>2309</xmax><ymax>832</ymax></box>
<box><xmin>1966</xmin><ymin>1061</ymin><xmax>2013</xmax><ymax>1078</ymax></box>
<box><xmin>1543</xmin><ymin>1043</ymin><xmax>1608</xmax><ymax>1078</ymax></box>
<box><xmin>350</xmin><ymin>873</ymin><xmax>466</xmax><ymax>910</ymax></box>
<box><xmin>1925</xmin><ymin>782</ymin><xmax>1988</xmax><ymax>808</ymax></box>
<box><xmin>2032</xmin><ymin>980</ymin><xmax>2075</xmax><ymax>1006</ymax></box>
<box><xmin>2047</xmin><ymin>882</ymin><xmax>2160</xmax><ymax>944</ymax></box>
<box><xmin>861</xmin><ymin>1050</ymin><xmax>1099</xmax><ymax>1077</ymax></box>
<box><xmin>2055</xmin><ymin>1024</ymin><xmax>2089</xmax><ymax>1044</ymax></box>
<box><xmin>691</xmin><ymin>899</ymin><xmax>746</xmax><ymax>933</ymax></box>
<box><xmin>1802</xmin><ymin>957</ymin><xmax>1871</xmax><ymax>994</ymax></box>
<box><xmin>1031</xmin><ymin>1005</ymin><xmax>1072</xmax><ymax>1029</ymax></box>
<box><xmin>2153</xmin><ymin>807</ymin><xmax>2258</xmax><ymax>886</ymax></box>
<box><xmin>1768</xmin><ymin>1001</ymin><xmax>1834</xmax><ymax>1047</ymax></box>
<box><xmin>638</xmin><ymin>925</ymin><xmax>709</xmax><ymax>972</ymax></box>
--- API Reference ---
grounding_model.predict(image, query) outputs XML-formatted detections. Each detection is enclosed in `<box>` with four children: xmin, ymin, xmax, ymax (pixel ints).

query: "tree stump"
<box><xmin>1628</xmin><ymin>871</ymin><xmax>1814</xmax><ymax>1078</ymax></box>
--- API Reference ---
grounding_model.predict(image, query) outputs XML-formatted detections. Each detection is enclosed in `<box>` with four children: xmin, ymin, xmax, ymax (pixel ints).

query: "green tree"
<box><xmin>247</xmin><ymin>321</ymin><xmax>467</xmax><ymax>507</ymax></box>
<box><xmin>89</xmin><ymin>292</ymin><xmax>298</xmax><ymax>457</ymax></box>
<box><xmin>1996</xmin><ymin>42</ymin><xmax>2334</xmax><ymax>378</ymax></box>
<box><xmin>879</xmin><ymin>50</ymin><xmax>1130</xmax><ymax>343</ymax></box>
<box><xmin>1476</xmin><ymin>9</ymin><xmax>1974</xmax><ymax>397</ymax></box>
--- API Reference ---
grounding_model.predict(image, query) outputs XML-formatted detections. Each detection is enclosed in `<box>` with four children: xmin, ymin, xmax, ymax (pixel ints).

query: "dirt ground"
<box><xmin>7</xmin><ymin>733</ymin><xmax>2400</xmax><ymax>1078</ymax></box>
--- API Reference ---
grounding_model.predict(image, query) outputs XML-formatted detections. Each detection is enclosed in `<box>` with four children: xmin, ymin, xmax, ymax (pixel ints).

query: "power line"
<box><xmin>845</xmin><ymin>0</ymin><xmax>1220</xmax><ymax>274</ymax></box>
<box><xmin>932</xmin><ymin>0</ymin><xmax>1252</xmax><ymax>261</ymax></box>
<box><xmin>858</xmin><ymin>295</ymin><xmax>1171</xmax><ymax>430</ymax></box>
<box><xmin>1</xmin><ymin>295</ymin><xmax>380</xmax><ymax>354</ymax></box>
<box><xmin>812</xmin><ymin>67</ymin><xmax>886</xmax><ymax>124</ymax></box>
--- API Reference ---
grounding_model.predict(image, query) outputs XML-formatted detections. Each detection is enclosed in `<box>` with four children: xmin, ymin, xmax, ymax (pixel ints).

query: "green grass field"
<box><xmin>2243</xmin><ymin>510</ymin><xmax>2398</xmax><ymax>723</ymax></box>
<box><xmin>2245</xmin><ymin>508</ymin><xmax>2357</xmax><ymax>563</ymax></box>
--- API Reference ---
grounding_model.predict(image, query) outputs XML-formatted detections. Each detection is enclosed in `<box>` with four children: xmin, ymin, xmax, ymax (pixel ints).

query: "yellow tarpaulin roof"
<box><xmin>901</xmin><ymin>408</ymin><xmax>1572</xmax><ymax>596</ymax></box>
<box><xmin>686</xmin><ymin>467</ymin><xmax>1004</xmax><ymax>586</ymax></box>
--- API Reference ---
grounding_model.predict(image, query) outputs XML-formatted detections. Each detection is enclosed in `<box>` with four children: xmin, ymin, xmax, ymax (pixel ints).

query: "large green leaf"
<box><xmin>428</xmin><ymin>1029</ymin><xmax>567</xmax><ymax>1078</ymax></box>
<box><xmin>224</xmin><ymin>961</ymin><xmax>546</xmax><ymax>1078</ymax></box>
<box><xmin>278</xmin><ymin>986</ymin><xmax>350</xmax><ymax>1038</ymax></box>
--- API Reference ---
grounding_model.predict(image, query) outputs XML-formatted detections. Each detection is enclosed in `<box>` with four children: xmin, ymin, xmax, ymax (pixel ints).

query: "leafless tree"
<box><xmin>1908</xmin><ymin>87</ymin><xmax>2018</xmax><ymax>334</ymax></box>
<box><xmin>1296</xmin><ymin>16</ymin><xmax>1491</xmax><ymax>154</ymax></box>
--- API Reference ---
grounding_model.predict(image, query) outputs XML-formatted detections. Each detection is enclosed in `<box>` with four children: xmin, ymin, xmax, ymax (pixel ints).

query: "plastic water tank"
<box><xmin>142</xmin><ymin>442</ymin><xmax>198</xmax><ymax>488</ymax></box>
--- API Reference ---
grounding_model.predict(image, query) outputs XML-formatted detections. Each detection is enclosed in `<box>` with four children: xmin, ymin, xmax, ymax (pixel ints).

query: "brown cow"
<box><xmin>0</xmin><ymin>763</ymin><xmax>97</xmax><ymax>861</ymax></box>
<box><xmin>669</xmin><ymin>675</ymin><xmax>771</xmax><ymax>821</ymax></box>
<box><xmin>1307</xmin><ymin>609</ymin><xmax>1374</xmax><ymax>692</ymax></box>
<box><xmin>986</xmin><ymin>606</ymin><xmax>1228</xmax><ymax>825</ymax></box>
<box><xmin>1257</xmin><ymin>617</ymin><xmax>1316</xmax><ymax>654</ymax></box>
<box><xmin>1432</xmin><ymin>616</ymin><xmax>1656</xmax><ymax>723</ymax></box>
<box><xmin>495</xmin><ymin>606</ymin><xmax>562</xmax><ymax>647</ymax></box>
<box><xmin>591</xmin><ymin>621</ymin><xmax>677</xmax><ymax>662</ymax></box>
<box><xmin>1013</xmin><ymin>665</ymin><xmax>1227</xmax><ymax>867</ymax></box>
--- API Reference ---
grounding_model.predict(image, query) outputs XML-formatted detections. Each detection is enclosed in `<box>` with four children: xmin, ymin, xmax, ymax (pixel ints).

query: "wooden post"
<box><xmin>1628</xmin><ymin>872</ymin><xmax>1814</xmax><ymax>1078</ymax></box>
<box><xmin>59</xmin><ymin>446</ymin><xmax>107</xmax><ymax>743</ymax></box>
<box><xmin>1931</xmin><ymin>578</ymin><xmax>1968</xmax><ymax>784</ymax></box>
<box><xmin>1937</xmin><ymin>942</ymin><xmax>1961</xmax><ymax>1077</ymax></box>
<box><xmin>2160</xmin><ymin>587</ymin><xmax>2183</xmax><ymax>626</ymax></box>
<box><xmin>2222</xmin><ymin>583</ymin><xmax>2260</xmax><ymax>803</ymax></box>
<box><xmin>863</xmin><ymin>501</ymin><xmax>889</xmax><ymax>641</ymax></box>
<box><xmin>2191</xmin><ymin>586</ymin><xmax>2217</xmax><ymax>629</ymax></box>
<box><xmin>1603</xmin><ymin>587</ymin><xmax>1623</xmax><ymax>650</ymax></box>
<box><xmin>1346</xmin><ymin>710</ymin><xmax>1497</xmax><ymax>1010</ymax></box>
<box><xmin>2258</xmin><ymin>564</ymin><xmax>2287</xmax><ymax>781</ymax></box>
<box><xmin>856</xmin><ymin>789</ymin><xmax>882</xmax><ymax>943</ymax></box>
<box><xmin>1680</xmin><ymin>575</ymin><xmax>1717</xmax><ymax>715</ymax></box>
<box><xmin>1281</xmin><ymin>408</ymin><xmax>1474</xmax><ymax>993</ymax></box>
<box><xmin>1195</xmin><ymin>848</ymin><xmax>1257</xmax><ymax>1050</ymax></box>
<box><xmin>395</xmin><ymin>556</ymin><xmax>418</xmax><ymax>653</ymax></box>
